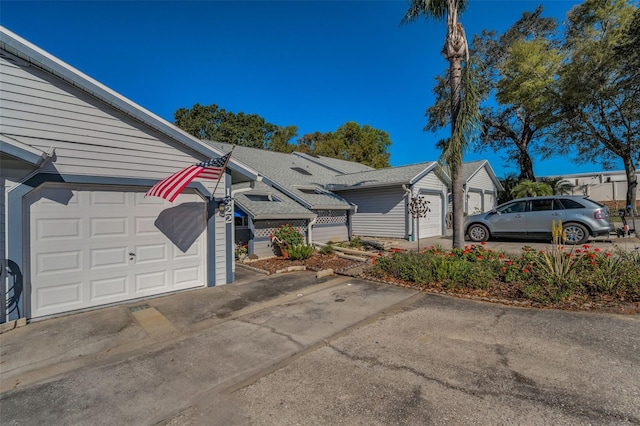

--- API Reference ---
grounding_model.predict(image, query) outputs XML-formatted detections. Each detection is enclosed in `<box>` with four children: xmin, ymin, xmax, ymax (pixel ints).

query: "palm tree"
<box><xmin>539</xmin><ymin>177</ymin><xmax>574</xmax><ymax>195</ymax></box>
<box><xmin>510</xmin><ymin>180</ymin><xmax>553</xmax><ymax>198</ymax></box>
<box><xmin>402</xmin><ymin>0</ymin><xmax>480</xmax><ymax>249</ymax></box>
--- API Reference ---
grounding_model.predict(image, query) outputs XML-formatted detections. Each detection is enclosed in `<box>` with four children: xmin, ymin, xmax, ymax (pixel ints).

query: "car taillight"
<box><xmin>594</xmin><ymin>210</ymin><xmax>606</xmax><ymax>219</ymax></box>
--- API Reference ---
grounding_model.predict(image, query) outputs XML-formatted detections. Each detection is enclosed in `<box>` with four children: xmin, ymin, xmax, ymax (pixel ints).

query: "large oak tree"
<box><xmin>548</xmin><ymin>0</ymin><xmax>639</xmax><ymax>211</ymax></box>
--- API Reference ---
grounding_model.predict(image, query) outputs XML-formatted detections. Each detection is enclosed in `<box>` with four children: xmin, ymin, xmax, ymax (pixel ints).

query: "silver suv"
<box><xmin>464</xmin><ymin>196</ymin><xmax>613</xmax><ymax>245</ymax></box>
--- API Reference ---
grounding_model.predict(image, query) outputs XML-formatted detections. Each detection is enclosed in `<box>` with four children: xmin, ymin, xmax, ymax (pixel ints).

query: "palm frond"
<box><xmin>401</xmin><ymin>0</ymin><xmax>469</xmax><ymax>24</ymax></box>
<box><xmin>441</xmin><ymin>55</ymin><xmax>483</xmax><ymax>175</ymax></box>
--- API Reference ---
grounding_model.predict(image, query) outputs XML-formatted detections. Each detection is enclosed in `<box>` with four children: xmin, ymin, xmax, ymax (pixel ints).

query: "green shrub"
<box><xmin>369</xmin><ymin>243</ymin><xmax>640</xmax><ymax>306</ymax></box>
<box><xmin>288</xmin><ymin>244</ymin><xmax>315</xmax><ymax>260</ymax></box>
<box><xmin>320</xmin><ymin>244</ymin><xmax>335</xmax><ymax>255</ymax></box>
<box><xmin>271</xmin><ymin>224</ymin><xmax>304</xmax><ymax>248</ymax></box>
<box><xmin>349</xmin><ymin>236</ymin><xmax>362</xmax><ymax>249</ymax></box>
<box><xmin>373</xmin><ymin>253</ymin><xmax>433</xmax><ymax>284</ymax></box>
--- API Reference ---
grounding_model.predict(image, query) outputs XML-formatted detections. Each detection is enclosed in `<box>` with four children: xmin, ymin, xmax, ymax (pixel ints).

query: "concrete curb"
<box><xmin>275</xmin><ymin>265</ymin><xmax>306</xmax><ymax>274</ymax></box>
<box><xmin>315</xmin><ymin>269</ymin><xmax>334</xmax><ymax>278</ymax></box>
<box><xmin>237</xmin><ymin>263</ymin><xmax>270</xmax><ymax>275</ymax></box>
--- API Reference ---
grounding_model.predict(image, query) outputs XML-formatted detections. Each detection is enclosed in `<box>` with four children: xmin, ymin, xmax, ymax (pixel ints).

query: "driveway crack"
<box><xmin>239</xmin><ymin>319</ymin><xmax>304</xmax><ymax>349</ymax></box>
<box><xmin>326</xmin><ymin>343</ymin><xmax>484</xmax><ymax>398</ymax></box>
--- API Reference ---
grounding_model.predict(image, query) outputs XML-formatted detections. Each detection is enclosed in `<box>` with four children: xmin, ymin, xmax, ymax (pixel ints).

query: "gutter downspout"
<box><xmin>348</xmin><ymin>202</ymin><xmax>357</xmax><ymax>241</ymax></box>
<box><xmin>402</xmin><ymin>184</ymin><xmax>414</xmax><ymax>240</ymax></box>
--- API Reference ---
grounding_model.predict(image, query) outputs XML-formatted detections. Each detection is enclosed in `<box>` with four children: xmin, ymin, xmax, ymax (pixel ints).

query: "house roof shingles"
<box><xmin>292</xmin><ymin>152</ymin><xmax>376</xmax><ymax>174</ymax></box>
<box><xmin>205</xmin><ymin>141</ymin><xmax>353</xmax><ymax>210</ymax></box>
<box><xmin>327</xmin><ymin>162</ymin><xmax>441</xmax><ymax>190</ymax></box>
<box><xmin>232</xmin><ymin>181</ymin><xmax>316</xmax><ymax>220</ymax></box>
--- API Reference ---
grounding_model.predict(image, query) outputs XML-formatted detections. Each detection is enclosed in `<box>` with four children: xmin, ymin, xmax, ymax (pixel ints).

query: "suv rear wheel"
<box><xmin>563</xmin><ymin>223</ymin><xmax>589</xmax><ymax>245</ymax></box>
<box><xmin>468</xmin><ymin>224</ymin><xmax>490</xmax><ymax>242</ymax></box>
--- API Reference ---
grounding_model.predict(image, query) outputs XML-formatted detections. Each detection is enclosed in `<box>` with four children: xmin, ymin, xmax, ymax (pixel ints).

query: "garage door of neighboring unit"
<box><xmin>417</xmin><ymin>193</ymin><xmax>442</xmax><ymax>239</ymax></box>
<box><xmin>467</xmin><ymin>191</ymin><xmax>483</xmax><ymax>214</ymax></box>
<box><xmin>26</xmin><ymin>186</ymin><xmax>207</xmax><ymax>319</ymax></box>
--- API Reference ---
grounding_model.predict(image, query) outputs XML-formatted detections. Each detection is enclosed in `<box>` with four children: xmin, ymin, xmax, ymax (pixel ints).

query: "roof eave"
<box><xmin>309</xmin><ymin>205</ymin><xmax>352</xmax><ymax>211</ymax></box>
<box><xmin>0</xmin><ymin>135</ymin><xmax>52</xmax><ymax>166</ymax></box>
<box><xmin>254</xmin><ymin>213</ymin><xmax>316</xmax><ymax>220</ymax></box>
<box><xmin>409</xmin><ymin>162</ymin><xmax>441</xmax><ymax>185</ymax></box>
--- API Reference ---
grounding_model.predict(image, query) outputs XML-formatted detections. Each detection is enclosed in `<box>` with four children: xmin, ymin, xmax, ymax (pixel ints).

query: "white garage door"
<box><xmin>484</xmin><ymin>192</ymin><xmax>495</xmax><ymax>211</ymax></box>
<box><xmin>417</xmin><ymin>193</ymin><xmax>442</xmax><ymax>239</ymax></box>
<box><xmin>27</xmin><ymin>186</ymin><xmax>207</xmax><ymax>319</ymax></box>
<box><xmin>467</xmin><ymin>191</ymin><xmax>483</xmax><ymax>214</ymax></box>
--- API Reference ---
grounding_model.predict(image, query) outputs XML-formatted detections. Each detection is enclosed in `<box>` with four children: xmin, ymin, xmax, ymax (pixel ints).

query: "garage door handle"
<box><xmin>129</xmin><ymin>252</ymin><xmax>136</xmax><ymax>256</ymax></box>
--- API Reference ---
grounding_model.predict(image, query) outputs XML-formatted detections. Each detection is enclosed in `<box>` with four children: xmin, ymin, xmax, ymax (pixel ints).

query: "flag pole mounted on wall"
<box><xmin>209</xmin><ymin>145</ymin><xmax>235</xmax><ymax>200</ymax></box>
<box><xmin>145</xmin><ymin>145</ymin><xmax>235</xmax><ymax>202</ymax></box>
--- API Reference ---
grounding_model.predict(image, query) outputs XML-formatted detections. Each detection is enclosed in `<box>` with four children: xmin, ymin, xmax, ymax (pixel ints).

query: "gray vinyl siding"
<box><xmin>337</xmin><ymin>186</ymin><xmax>407</xmax><ymax>238</ymax></box>
<box><xmin>214</xmin><ymin>175</ymin><xmax>227</xmax><ymax>284</ymax></box>
<box><xmin>311</xmin><ymin>210</ymin><xmax>349</xmax><ymax>243</ymax></box>
<box><xmin>253</xmin><ymin>239</ymin><xmax>275</xmax><ymax>259</ymax></box>
<box><xmin>0</xmin><ymin>56</ymin><xmax>208</xmax><ymax>184</ymax></box>
<box><xmin>412</xmin><ymin>170</ymin><xmax>448</xmax><ymax>195</ymax></box>
<box><xmin>467</xmin><ymin>167</ymin><xmax>495</xmax><ymax>192</ymax></box>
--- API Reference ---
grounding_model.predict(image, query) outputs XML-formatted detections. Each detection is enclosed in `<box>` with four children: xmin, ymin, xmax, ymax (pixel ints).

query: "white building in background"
<box><xmin>540</xmin><ymin>170</ymin><xmax>640</xmax><ymax>210</ymax></box>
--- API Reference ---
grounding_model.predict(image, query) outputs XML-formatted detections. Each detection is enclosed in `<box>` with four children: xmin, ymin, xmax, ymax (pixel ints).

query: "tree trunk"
<box><xmin>517</xmin><ymin>146</ymin><xmax>535</xmax><ymax>182</ymax></box>
<box><xmin>449</xmin><ymin>56</ymin><xmax>465</xmax><ymax>249</ymax></box>
<box><xmin>623</xmin><ymin>157</ymin><xmax>638</xmax><ymax>215</ymax></box>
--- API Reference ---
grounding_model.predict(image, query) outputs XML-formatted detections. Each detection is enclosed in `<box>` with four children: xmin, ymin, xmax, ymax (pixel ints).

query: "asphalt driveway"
<box><xmin>1</xmin><ymin>267</ymin><xmax>638</xmax><ymax>425</ymax></box>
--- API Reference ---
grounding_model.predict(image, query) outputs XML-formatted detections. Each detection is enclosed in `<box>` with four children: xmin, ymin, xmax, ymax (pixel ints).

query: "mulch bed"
<box><xmin>240</xmin><ymin>252</ymin><xmax>640</xmax><ymax>315</ymax></box>
<box><xmin>239</xmin><ymin>252</ymin><xmax>365</xmax><ymax>275</ymax></box>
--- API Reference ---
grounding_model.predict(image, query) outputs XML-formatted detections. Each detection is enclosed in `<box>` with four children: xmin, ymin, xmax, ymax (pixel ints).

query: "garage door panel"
<box><xmin>90</xmin><ymin>217</ymin><xmax>128</xmax><ymax>237</ymax></box>
<box><xmin>90</xmin><ymin>276</ymin><xmax>129</xmax><ymax>301</ymax></box>
<box><xmin>134</xmin><ymin>216</ymin><xmax>160</xmax><ymax>235</ymax></box>
<box><xmin>35</xmin><ymin>217</ymin><xmax>82</xmax><ymax>241</ymax></box>
<box><xmin>135</xmin><ymin>244</ymin><xmax>167</xmax><ymax>263</ymax></box>
<box><xmin>35</xmin><ymin>250</ymin><xmax>82</xmax><ymax>276</ymax></box>
<box><xmin>90</xmin><ymin>247</ymin><xmax>128</xmax><ymax>269</ymax></box>
<box><xmin>28</xmin><ymin>188</ymin><xmax>207</xmax><ymax>319</ymax></box>
<box><xmin>173</xmin><ymin>266</ymin><xmax>201</xmax><ymax>286</ymax></box>
<box><xmin>90</xmin><ymin>191</ymin><xmax>128</xmax><ymax>205</ymax></box>
<box><xmin>135</xmin><ymin>271</ymin><xmax>167</xmax><ymax>292</ymax></box>
<box><xmin>35</xmin><ymin>282</ymin><xmax>83</xmax><ymax>313</ymax></box>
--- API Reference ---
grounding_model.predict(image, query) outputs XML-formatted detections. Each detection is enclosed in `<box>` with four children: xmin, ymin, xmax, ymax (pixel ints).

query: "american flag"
<box><xmin>145</xmin><ymin>153</ymin><xmax>231</xmax><ymax>202</ymax></box>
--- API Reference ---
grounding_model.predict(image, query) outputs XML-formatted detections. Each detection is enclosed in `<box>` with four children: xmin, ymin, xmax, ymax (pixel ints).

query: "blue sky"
<box><xmin>1</xmin><ymin>0</ymin><xmax>619</xmax><ymax>177</ymax></box>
